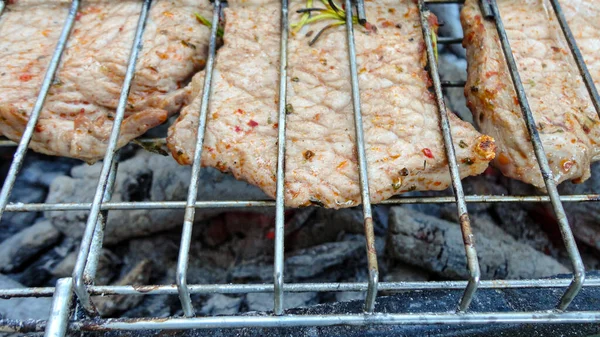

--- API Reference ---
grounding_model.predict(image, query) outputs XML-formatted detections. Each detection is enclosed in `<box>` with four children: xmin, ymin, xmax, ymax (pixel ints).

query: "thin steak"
<box><xmin>0</xmin><ymin>0</ymin><xmax>211</xmax><ymax>162</ymax></box>
<box><xmin>168</xmin><ymin>0</ymin><xmax>496</xmax><ymax>208</ymax></box>
<box><xmin>461</xmin><ymin>0</ymin><xmax>600</xmax><ymax>188</ymax></box>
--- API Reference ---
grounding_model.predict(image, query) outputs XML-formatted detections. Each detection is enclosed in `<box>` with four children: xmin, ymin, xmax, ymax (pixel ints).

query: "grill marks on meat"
<box><xmin>0</xmin><ymin>0</ymin><xmax>212</xmax><ymax>162</ymax></box>
<box><xmin>168</xmin><ymin>0</ymin><xmax>496</xmax><ymax>208</ymax></box>
<box><xmin>462</xmin><ymin>0</ymin><xmax>600</xmax><ymax>188</ymax></box>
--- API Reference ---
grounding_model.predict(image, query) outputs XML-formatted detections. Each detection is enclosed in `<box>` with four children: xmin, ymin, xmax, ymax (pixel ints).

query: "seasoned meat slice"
<box><xmin>168</xmin><ymin>0</ymin><xmax>496</xmax><ymax>208</ymax></box>
<box><xmin>561</xmin><ymin>0</ymin><xmax>600</xmax><ymax>87</ymax></box>
<box><xmin>0</xmin><ymin>0</ymin><xmax>211</xmax><ymax>162</ymax></box>
<box><xmin>461</xmin><ymin>0</ymin><xmax>600</xmax><ymax>188</ymax></box>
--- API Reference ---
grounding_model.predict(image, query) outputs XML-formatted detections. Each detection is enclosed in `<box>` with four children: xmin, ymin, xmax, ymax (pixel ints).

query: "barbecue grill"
<box><xmin>1</xmin><ymin>0</ymin><xmax>600</xmax><ymax>335</ymax></box>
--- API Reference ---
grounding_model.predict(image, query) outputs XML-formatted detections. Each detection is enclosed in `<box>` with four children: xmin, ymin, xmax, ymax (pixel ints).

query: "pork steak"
<box><xmin>168</xmin><ymin>0</ymin><xmax>496</xmax><ymax>208</ymax></box>
<box><xmin>0</xmin><ymin>0</ymin><xmax>212</xmax><ymax>162</ymax></box>
<box><xmin>462</xmin><ymin>0</ymin><xmax>600</xmax><ymax>188</ymax></box>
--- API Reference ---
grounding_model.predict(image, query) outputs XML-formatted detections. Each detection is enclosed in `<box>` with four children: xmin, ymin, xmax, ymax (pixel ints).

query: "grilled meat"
<box><xmin>562</xmin><ymin>0</ymin><xmax>600</xmax><ymax>87</ymax></box>
<box><xmin>461</xmin><ymin>0</ymin><xmax>600</xmax><ymax>187</ymax></box>
<box><xmin>0</xmin><ymin>0</ymin><xmax>211</xmax><ymax>162</ymax></box>
<box><xmin>168</xmin><ymin>0</ymin><xmax>496</xmax><ymax>208</ymax></box>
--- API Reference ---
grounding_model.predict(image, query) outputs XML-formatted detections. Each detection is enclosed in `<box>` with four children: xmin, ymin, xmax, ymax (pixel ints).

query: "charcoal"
<box><xmin>232</xmin><ymin>240</ymin><xmax>364</xmax><ymax>282</ymax></box>
<box><xmin>0</xmin><ymin>220</ymin><xmax>60</xmax><ymax>273</ymax></box>
<box><xmin>94</xmin><ymin>259</ymin><xmax>152</xmax><ymax>317</ymax></box>
<box><xmin>45</xmin><ymin>151</ymin><xmax>268</xmax><ymax>243</ymax></box>
<box><xmin>387</xmin><ymin>207</ymin><xmax>569</xmax><ymax>280</ymax></box>
<box><xmin>200</xmin><ymin>294</ymin><xmax>243</xmax><ymax>316</ymax></box>
<box><xmin>559</xmin><ymin>162</ymin><xmax>600</xmax><ymax>252</ymax></box>
<box><xmin>51</xmin><ymin>248</ymin><xmax>121</xmax><ymax>286</ymax></box>
<box><xmin>245</xmin><ymin>292</ymin><xmax>318</xmax><ymax>312</ymax></box>
<box><xmin>383</xmin><ymin>263</ymin><xmax>430</xmax><ymax>282</ymax></box>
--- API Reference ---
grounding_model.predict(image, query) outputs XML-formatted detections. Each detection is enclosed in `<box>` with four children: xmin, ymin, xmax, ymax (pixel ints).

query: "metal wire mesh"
<box><xmin>0</xmin><ymin>0</ymin><xmax>599</xmax><ymax>334</ymax></box>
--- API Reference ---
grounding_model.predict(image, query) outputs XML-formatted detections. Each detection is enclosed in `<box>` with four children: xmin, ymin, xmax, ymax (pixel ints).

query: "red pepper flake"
<box><xmin>19</xmin><ymin>74</ymin><xmax>33</xmax><ymax>82</ymax></box>
<box><xmin>234</xmin><ymin>126</ymin><xmax>242</xmax><ymax>133</ymax></box>
<box><xmin>75</xmin><ymin>12</ymin><xmax>83</xmax><ymax>21</ymax></box>
<box><xmin>79</xmin><ymin>108</ymin><xmax>85</xmax><ymax>113</ymax></box>
<box><xmin>34</xmin><ymin>124</ymin><xmax>44</xmax><ymax>133</ymax></box>
<box><xmin>247</xmin><ymin>120</ymin><xmax>258</xmax><ymax>127</ymax></box>
<box><xmin>265</xmin><ymin>229</ymin><xmax>275</xmax><ymax>240</ymax></box>
<box><xmin>236</xmin><ymin>109</ymin><xmax>244</xmax><ymax>114</ymax></box>
<box><xmin>422</xmin><ymin>148</ymin><xmax>434</xmax><ymax>158</ymax></box>
<box><xmin>485</xmin><ymin>71</ymin><xmax>498</xmax><ymax>78</ymax></box>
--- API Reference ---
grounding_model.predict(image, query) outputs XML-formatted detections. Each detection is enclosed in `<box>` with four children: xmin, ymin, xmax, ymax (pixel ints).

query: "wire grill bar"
<box><xmin>3</xmin><ymin>277</ymin><xmax>600</xmax><ymax>299</ymax></box>
<box><xmin>273</xmin><ymin>0</ymin><xmax>289</xmax><ymax>316</ymax></box>
<box><xmin>175</xmin><ymin>0</ymin><xmax>221</xmax><ymax>318</ymax></box>
<box><xmin>0</xmin><ymin>0</ymin><xmax>80</xmax><ymax>223</ymax></box>
<box><xmin>44</xmin><ymin>278</ymin><xmax>73</xmax><ymax>337</ymax></box>
<box><xmin>0</xmin><ymin>0</ymin><xmax>598</xmax><ymax>334</ymax></box>
<box><xmin>418</xmin><ymin>0</ymin><xmax>480</xmax><ymax>312</ymax></box>
<box><xmin>66</xmin><ymin>311</ymin><xmax>600</xmax><ymax>331</ymax></box>
<box><xmin>486</xmin><ymin>0</ymin><xmax>585</xmax><ymax>310</ymax></box>
<box><xmin>70</xmin><ymin>0</ymin><xmax>153</xmax><ymax>316</ymax></box>
<box><xmin>1</xmin><ymin>193</ymin><xmax>600</xmax><ymax>213</ymax></box>
<box><xmin>344</xmin><ymin>0</ymin><xmax>379</xmax><ymax>313</ymax></box>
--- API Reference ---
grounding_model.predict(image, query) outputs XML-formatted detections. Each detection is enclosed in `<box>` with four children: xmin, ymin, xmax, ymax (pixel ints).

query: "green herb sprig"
<box><xmin>292</xmin><ymin>0</ymin><xmax>371</xmax><ymax>46</ymax></box>
<box><xmin>195</xmin><ymin>12</ymin><xmax>224</xmax><ymax>38</ymax></box>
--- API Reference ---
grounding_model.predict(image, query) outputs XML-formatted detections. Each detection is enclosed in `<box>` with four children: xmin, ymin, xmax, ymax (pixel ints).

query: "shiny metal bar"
<box><xmin>487</xmin><ymin>0</ymin><xmax>585</xmax><ymax>311</ymax></box>
<box><xmin>344</xmin><ymin>0</ymin><xmax>379</xmax><ymax>313</ymax></box>
<box><xmin>548</xmin><ymin>0</ymin><xmax>600</xmax><ymax>117</ymax></box>
<box><xmin>425</xmin><ymin>0</ymin><xmax>465</xmax><ymax>3</ymax></box>
<box><xmin>83</xmin><ymin>159</ymin><xmax>118</xmax><ymax>284</ymax></box>
<box><xmin>3</xmin><ymin>277</ymin><xmax>600</xmax><ymax>299</ymax></box>
<box><xmin>479</xmin><ymin>0</ymin><xmax>493</xmax><ymax>19</ymax></box>
<box><xmin>72</xmin><ymin>311</ymin><xmax>600</xmax><ymax>331</ymax></box>
<box><xmin>273</xmin><ymin>0</ymin><xmax>289</xmax><ymax>316</ymax></box>
<box><xmin>0</xmin><ymin>319</ymin><xmax>46</xmax><ymax>334</ymax></box>
<box><xmin>0</xmin><ymin>0</ymin><xmax>5</xmax><ymax>17</ymax></box>
<box><xmin>355</xmin><ymin>0</ymin><xmax>366</xmax><ymax>24</ymax></box>
<box><xmin>176</xmin><ymin>0</ymin><xmax>221</xmax><ymax>318</ymax></box>
<box><xmin>437</xmin><ymin>37</ymin><xmax>463</xmax><ymax>44</ymax></box>
<box><xmin>0</xmin><ymin>0</ymin><xmax>80</xmax><ymax>223</ymax></box>
<box><xmin>441</xmin><ymin>80</ymin><xmax>467</xmax><ymax>87</ymax></box>
<box><xmin>44</xmin><ymin>278</ymin><xmax>73</xmax><ymax>337</ymax></box>
<box><xmin>71</xmin><ymin>0</ymin><xmax>152</xmax><ymax>316</ymax></box>
<box><xmin>4</xmin><ymin>193</ymin><xmax>600</xmax><ymax>213</ymax></box>
<box><xmin>0</xmin><ymin>137</ymin><xmax>167</xmax><ymax>148</ymax></box>
<box><xmin>418</xmin><ymin>0</ymin><xmax>480</xmax><ymax>312</ymax></box>
<box><xmin>0</xmin><ymin>287</ymin><xmax>56</xmax><ymax>298</ymax></box>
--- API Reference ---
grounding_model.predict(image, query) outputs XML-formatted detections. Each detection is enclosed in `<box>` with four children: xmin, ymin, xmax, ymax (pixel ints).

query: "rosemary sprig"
<box><xmin>195</xmin><ymin>12</ymin><xmax>224</xmax><ymax>38</ymax></box>
<box><xmin>292</xmin><ymin>0</ymin><xmax>366</xmax><ymax>46</ymax></box>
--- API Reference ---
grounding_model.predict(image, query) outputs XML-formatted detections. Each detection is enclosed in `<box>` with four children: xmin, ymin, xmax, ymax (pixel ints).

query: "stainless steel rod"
<box><xmin>344</xmin><ymin>0</ymin><xmax>379</xmax><ymax>313</ymax></box>
<box><xmin>82</xmin><ymin>159</ymin><xmax>118</xmax><ymax>284</ymax></box>
<box><xmin>72</xmin><ymin>311</ymin><xmax>600</xmax><ymax>330</ymax></box>
<box><xmin>44</xmin><ymin>278</ymin><xmax>73</xmax><ymax>337</ymax></box>
<box><xmin>418</xmin><ymin>0</ymin><xmax>480</xmax><ymax>312</ymax></box>
<box><xmin>0</xmin><ymin>0</ymin><xmax>5</xmax><ymax>17</ymax></box>
<box><xmin>175</xmin><ymin>0</ymin><xmax>221</xmax><ymax>318</ymax></box>
<box><xmin>0</xmin><ymin>0</ymin><xmax>80</xmax><ymax>223</ymax></box>
<box><xmin>4</xmin><ymin>193</ymin><xmax>600</xmax><ymax>213</ymax></box>
<box><xmin>487</xmin><ymin>0</ymin><xmax>585</xmax><ymax>311</ymax></box>
<box><xmin>71</xmin><ymin>0</ymin><xmax>152</xmax><ymax>316</ymax></box>
<box><xmin>437</xmin><ymin>37</ymin><xmax>463</xmax><ymax>44</ymax></box>
<box><xmin>273</xmin><ymin>0</ymin><xmax>289</xmax><ymax>316</ymax></box>
<box><xmin>3</xmin><ymin>277</ymin><xmax>600</xmax><ymax>298</ymax></box>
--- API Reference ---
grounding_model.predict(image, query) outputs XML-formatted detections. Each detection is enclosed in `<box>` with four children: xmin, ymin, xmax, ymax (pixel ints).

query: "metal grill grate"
<box><xmin>0</xmin><ymin>0</ymin><xmax>600</xmax><ymax>334</ymax></box>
